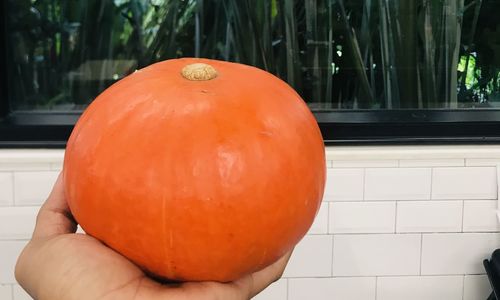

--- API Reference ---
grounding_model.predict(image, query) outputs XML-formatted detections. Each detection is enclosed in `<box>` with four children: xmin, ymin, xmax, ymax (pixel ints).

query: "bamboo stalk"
<box><xmin>326</xmin><ymin>0</ymin><xmax>334</xmax><ymax>108</ymax></box>
<box><xmin>421</xmin><ymin>0</ymin><xmax>438</xmax><ymax>107</ymax></box>
<box><xmin>378</xmin><ymin>0</ymin><xmax>392</xmax><ymax>108</ymax></box>
<box><xmin>449</xmin><ymin>0</ymin><xmax>465</xmax><ymax>108</ymax></box>
<box><xmin>459</xmin><ymin>0</ymin><xmax>482</xmax><ymax>93</ymax></box>
<box><xmin>280</xmin><ymin>0</ymin><xmax>301</xmax><ymax>89</ymax></box>
<box><xmin>338</xmin><ymin>0</ymin><xmax>374</xmax><ymax>107</ymax></box>
<box><xmin>397</xmin><ymin>0</ymin><xmax>418</xmax><ymax>108</ymax></box>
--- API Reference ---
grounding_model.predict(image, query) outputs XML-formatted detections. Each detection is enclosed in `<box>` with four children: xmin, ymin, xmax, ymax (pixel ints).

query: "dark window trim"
<box><xmin>319</xmin><ymin>110</ymin><xmax>500</xmax><ymax>144</ymax></box>
<box><xmin>1</xmin><ymin>110</ymin><xmax>500</xmax><ymax>148</ymax></box>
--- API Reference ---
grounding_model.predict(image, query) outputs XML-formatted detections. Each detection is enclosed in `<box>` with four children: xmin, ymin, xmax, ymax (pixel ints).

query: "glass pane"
<box><xmin>6</xmin><ymin>0</ymin><xmax>500</xmax><ymax>112</ymax></box>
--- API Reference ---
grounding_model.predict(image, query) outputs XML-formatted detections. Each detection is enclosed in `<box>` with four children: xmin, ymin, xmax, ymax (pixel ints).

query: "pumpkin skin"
<box><xmin>63</xmin><ymin>58</ymin><xmax>326</xmax><ymax>282</ymax></box>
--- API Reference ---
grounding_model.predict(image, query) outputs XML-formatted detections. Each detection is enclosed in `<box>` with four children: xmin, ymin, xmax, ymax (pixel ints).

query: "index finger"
<box><xmin>32</xmin><ymin>172</ymin><xmax>78</xmax><ymax>239</ymax></box>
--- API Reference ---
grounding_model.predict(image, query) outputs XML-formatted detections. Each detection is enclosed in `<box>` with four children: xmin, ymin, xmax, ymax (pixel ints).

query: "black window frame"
<box><xmin>1</xmin><ymin>1</ymin><xmax>500</xmax><ymax>148</ymax></box>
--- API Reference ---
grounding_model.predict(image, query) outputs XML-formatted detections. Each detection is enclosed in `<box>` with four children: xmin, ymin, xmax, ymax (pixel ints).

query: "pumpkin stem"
<box><xmin>181</xmin><ymin>63</ymin><xmax>218</xmax><ymax>81</ymax></box>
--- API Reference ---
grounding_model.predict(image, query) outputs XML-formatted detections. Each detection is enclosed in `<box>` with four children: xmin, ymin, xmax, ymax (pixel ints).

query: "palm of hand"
<box><xmin>15</xmin><ymin>175</ymin><xmax>291</xmax><ymax>300</ymax></box>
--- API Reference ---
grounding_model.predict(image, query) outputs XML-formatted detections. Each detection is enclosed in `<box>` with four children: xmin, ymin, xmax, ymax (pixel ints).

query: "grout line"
<box><xmin>361</xmin><ymin>198</ymin><xmax>496</xmax><ymax>202</ymax></box>
<box><xmin>461</xmin><ymin>200</ymin><xmax>465</xmax><ymax>233</ymax></box>
<box><xmin>285</xmin><ymin>278</ymin><xmax>289</xmax><ymax>300</ymax></box>
<box><xmin>326</xmin><ymin>202</ymin><xmax>331</xmax><ymax>234</ymax></box>
<box><xmin>362</xmin><ymin>168</ymin><xmax>366</xmax><ymax>201</ymax></box>
<box><xmin>331</xmin><ymin>235</ymin><xmax>335</xmax><ymax>277</ymax></box>
<box><xmin>11</xmin><ymin>172</ymin><xmax>15</xmax><ymax>206</ymax></box>
<box><xmin>394</xmin><ymin>201</ymin><xmax>398</xmax><ymax>234</ymax></box>
<box><xmin>429</xmin><ymin>168</ymin><xmax>434</xmax><ymax>200</ymax></box>
<box><xmin>306</xmin><ymin>231</ymin><xmax>500</xmax><ymax>235</ymax></box>
<box><xmin>462</xmin><ymin>275</ymin><xmax>466</xmax><ymax>300</ymax></box>
<box><xmin>419</xmin><ymin>234</ymin><xmax>424</xmax><ymax>276</ymax></box>
<box><xmin>284</xmin><ymin>274</ymin><xmax>482</xmax><ymax>279</ymax></box>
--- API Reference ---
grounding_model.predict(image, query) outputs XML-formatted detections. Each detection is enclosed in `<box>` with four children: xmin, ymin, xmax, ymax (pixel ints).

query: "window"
<box><xmin>2</xmin><ymin>0</ymin><xmax>500</xmax><ymax>146</ymax></box>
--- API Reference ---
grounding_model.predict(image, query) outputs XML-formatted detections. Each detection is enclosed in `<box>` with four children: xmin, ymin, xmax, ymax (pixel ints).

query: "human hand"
<box><xmin>15</xmin><ymin>174</ymin><xmax>292</xmax><ymax>300</ymax></box>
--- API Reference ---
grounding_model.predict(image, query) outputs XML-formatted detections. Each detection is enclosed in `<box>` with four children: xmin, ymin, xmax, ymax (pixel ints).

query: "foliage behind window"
<box><xmin>6</xmin><ymin>0</ymin><xmax>500</xmax><ymax>111</ymax></box>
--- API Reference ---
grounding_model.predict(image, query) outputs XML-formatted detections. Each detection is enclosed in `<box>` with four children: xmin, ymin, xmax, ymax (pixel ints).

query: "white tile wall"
<box><xmin>0</xmin><ymin>163</ymin><xmax>51</xmax><ymax>172</ymax></box>
<box><xmin>396</xmin><ymin>201</ymin><xmax>463</xmax><ymax>233</ymax></box>
<box><xmin>307</xmin><ymin>202</ymin><xmax>328</xmax><ymax>234</ymax></box>
<box><xmin>12</xmin><ymin>285</ymin><xmax>32</xmax><ymax>300</ymax></box>
<box><xmin>432</xmin><ymin>167</ymin><xmax>497</xmax><ymax>200</ymax></box>
<box><xmin>463</xmin><ymin>275</ymin><xmax>492</xmax><ymax>300</ymax></box>
<box><xmin>399</xmin><ymin>158</ymin><xmax>465</xmax><ymax>167</ymax></box>
<box><xmin>13</xmin><ymin>171</ymin><xmax>59</xmax><ymax>205</ymax></box>
<box><xmin>0</xmin><ymin>241</ymin><xmax>28</xmax><ymax>283</ymax></box>
<box><xmin>0</xmin><ymin>207</ymin><xmax>39</xmax><ymax>240</ymax></box>
<box><xmin>50</xmin><ymin>162</ymin><xmax>63</xmax><ymax>171</ymax></box>
<box><xmin>463</xmin><ymin>200</ymin><xmax>500</xmax><ymax>232</ymax></box>
<box><xmin>0</xmin><ymin>284</ymin><xmax>12</xmax><ymax>300</ymax></box>
<box><xmin>364</xmin><ymin>168</ymin><xmax>431</xmax><ymax>200</ymax></box>
<box><xmin>465</xmin><ymin>158</ymin><xmax>500</xmax><ymax>166</ymax></box>
<box><xmin>0</xmin><ymin>173</ymin><xmax>14</xmax><ymax>206</ymax></box>
<box><xmin>284</xmin><ymin>235</ymin><xmax>333</xmax><ymax>278</ymax></box>
<box><xmin>332</xmin><ymin>234</ymin><xmax>421</xmax><ymax>276</ymax></box>
<box><xmin>421</xmin><ymin>233</ymin><xmax>500</xmax><ymax>275</ymax></box>
<box><xmin>330</xmin><ymin>160</ymin><xmax>398</xmax><ymax>168</ymax></box>
<box><xmin>1</xmin><ymin>147</ymin><xmax>500</xmax><ymax>300</ymax></box>
<box><xmin>329</xmin><ymin>202</ymin><xmax>395</xmax><ymax>233</ymax></box>
<box><xmin>253</xmin><ymin>279</ymin><xmax>287</xmax><ymax>300</ymax></box>
<box><xmin>376</xmin><ymin>276</ymin><xmax>463</xmax><ymax>300</ymax></box>
<box><xmin>323</xmin><ymin>169</ymin><xmax>363</xmax><ymax>201</ymax></box>
<box><xmin>288</xmin><ymin>277</ymin><xmax>376</xmax><ymax>300</ymax></box>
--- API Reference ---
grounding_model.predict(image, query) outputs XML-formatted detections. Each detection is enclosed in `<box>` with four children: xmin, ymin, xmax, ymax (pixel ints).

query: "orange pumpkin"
<box><xmin>63</xmin><ymin>58</ymin><xmax>326</xmax><ymax>282</ymax></box>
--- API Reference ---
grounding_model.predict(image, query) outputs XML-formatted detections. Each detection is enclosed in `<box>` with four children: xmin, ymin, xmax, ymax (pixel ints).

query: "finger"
<box><xmin>176</xmin><ymin>251</ymin><xmax>294</xmax><ymax>300</ymax></box>
<box><xmin>247</xmin><ymin>250</ymin><xmax>293</xmax><ymax>298</ymax></box>
<box><xmin>32</xmin><ymin>172</ymin><xmax>77</xmax><ymax>239</ymax></box>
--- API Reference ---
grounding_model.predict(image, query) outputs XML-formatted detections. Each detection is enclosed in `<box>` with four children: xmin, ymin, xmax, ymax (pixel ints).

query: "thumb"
<box><xmin>32</xmin><ymin>172</ymin><xmax>77</xmax><ymax>239</ymax></box>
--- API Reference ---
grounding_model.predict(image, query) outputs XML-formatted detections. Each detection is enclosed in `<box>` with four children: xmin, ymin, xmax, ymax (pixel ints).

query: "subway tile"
<box><xmin>0</xmin><ymin>241</ymin><xmax>28</xmax><ymax>283</ymax></box>
<box><xmin>376</xmin><ymin>276</ymin><xmax>463</xmax><ymax>300</ymax></box>
<box><xmin>463</xmin><ymin>200</ymin><xmax>500</xmax><ymax>232</ymax></box>
<box><xmin>396</xmin><ymin>201</ymin><xmax>463</xmax><ymax>233</ymax></box>
<box><xmin>329</xmin><ymin>201</ymin><xmax>395</xmax><ymax>233</ymax></box>
<box><xmin>421</xmin><ymin>233</ymin><xmax>500</xmax><ymax>275</ymax></box>
<box><xmin>0</xmin><ymin>173</ymin><xmax>14</xmax><ymax>206</ymax></box>
<box><xmin>14</xmin><ymin>171</ymin><xmax>59</xmax><ymax>205</ymax></box>
<box><xmin>323</xmin><ymin>169</ymin><xmax>363</xmax><ymax>201</ymax></box>
<box><xmin>365</xmin><ymin>168</ymin><xmax>431</xmax><ymax>200</ymax></box>
<box><xmin>288</xmin><ymin>277</ymin><xmax>375</xmax><ymax>300</ymax></box>
<box><xmin>0</xmin><ymin>284</ymin><xmax>12</xmax><ymax>300</ymax></box>
<box><xmin>0</xmin><ymin>150</ymin><xmax>63</xmax><ymax>164</ymax></box>
<box><xmin>330</xmin><ymin>160</ymin><xmax>398</xmax><ymax>168</ymax></box>
<box><xmin>399</xmin><ymin>159</ymin><xmax>464</xmax><ymax>167</ymax></box>
<box><xmin>253</xmin><ymin>279</ymin><xmax>287</xmax><ymax>300</ymax></box>
<box><xmin>0</xmin><ymin>163</ymin><xmax>51</xmax><ymax>172</ymax></box>
<box><xmin>307</xmin><ymin>202</ymin><xmax>328</xmax><ymax>234</ymax></box>
<box><xmin>332</xmin><ymin>234</ymin><xmax>421</xmax><ymax>276</ymax></box>
<box><xmin>432</xmin><ymin>167</ymin><xmax>497</xmax><ymax>200</ymax></box>
<box><xmin>283</xmin><ymin>235</ymin><xmax>333</xmax><ymax>278</ymax></box>
<box><xmin>12</xmin><ymin>285</ymin><xmax>32</xmax><ymax>300</ymax></box>
<box><xmin>466</xmin><ymin>158</ymin><xmax>500</xmax><ymax>167</ymax></box>
<box><xmin>463</xmin><ymin>275</ymin><xmax>492</xmax><ymax>300</ymax></box>
<box><xmin>50</xmin><ymin>162</ymin><xmax>63</xmax><ymax>171</ymax></box>
<box><xmin>0</xmin><ymin>207</ymin><xmax>39</xmax><ymax>240</ymax></box>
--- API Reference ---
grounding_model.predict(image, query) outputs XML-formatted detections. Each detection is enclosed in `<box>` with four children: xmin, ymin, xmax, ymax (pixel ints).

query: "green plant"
<box><xmin>6</xmin><ymin>0</ymin><xmax>500</xmax><ymax>111</ymax></box>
